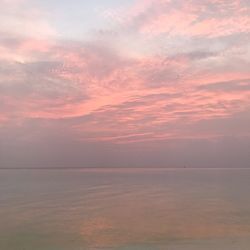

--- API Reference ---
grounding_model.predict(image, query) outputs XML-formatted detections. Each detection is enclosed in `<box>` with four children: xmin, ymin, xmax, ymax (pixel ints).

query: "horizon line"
<box><xmin>0</xmin><ymin>167</ymin><xmax>249</xmax><ymax>170</ymax></box>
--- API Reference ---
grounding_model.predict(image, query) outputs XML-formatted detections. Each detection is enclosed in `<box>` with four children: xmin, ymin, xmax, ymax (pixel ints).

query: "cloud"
<box><xmin>0</xmin><ymin>0</ymin><xmax>55</xmax><ymax>39</ymax></box>
<box><xmin>122</xmin><ymin>0</ymin><xmax>250</xmax><ymax>38</ymax></box>
<box><xmin>0</xmin><ymin>0</ymin><xmax>250</xmax><ymax>167</ymax></box>
<box><xmin>0</xmin><ymin>35</ymin><xmax>249</xmax><ymax>140</ymax></box>
<box><xmin>198</xmin><ymin>78</ymin><xmax>250</xmax><ymax>92</ymax></box>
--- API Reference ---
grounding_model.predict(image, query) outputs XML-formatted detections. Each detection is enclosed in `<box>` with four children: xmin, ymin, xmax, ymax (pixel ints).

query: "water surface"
<box><xmin>0</xmin><ymin>168</ymin><xmax>250</xmax><ymax>249</ymax></box>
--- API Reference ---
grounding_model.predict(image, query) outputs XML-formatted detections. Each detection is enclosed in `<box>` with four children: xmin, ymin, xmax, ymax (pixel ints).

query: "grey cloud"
<box><xmin>182</xmin><ymin>51</ymin><xmax>217</xmax><ymax>60</ymax></box>
<box><xmin>198</xmin><ymin>79</ymin><xmax>250</xmax><ymax>92</ymax></box>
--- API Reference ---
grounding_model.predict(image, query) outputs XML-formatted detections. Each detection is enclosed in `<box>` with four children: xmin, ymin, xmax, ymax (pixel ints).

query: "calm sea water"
<box><xmin>0</xmin><ymin>168</ymin><xmax>250</xmax><ymax>250</ymax></box>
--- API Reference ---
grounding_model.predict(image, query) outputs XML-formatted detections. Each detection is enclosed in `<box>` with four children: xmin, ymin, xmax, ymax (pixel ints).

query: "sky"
<box><xmin>0</xmin><ymin>0</ymin><xmax>250</xmax><ymax>168</ymax></box>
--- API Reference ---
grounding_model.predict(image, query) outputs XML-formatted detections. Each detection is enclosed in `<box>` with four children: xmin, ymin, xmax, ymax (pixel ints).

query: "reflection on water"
<box><xmin>0</xmin><ymin>168</ymin><xmax>250</xmax><ymax>250</ymax></box>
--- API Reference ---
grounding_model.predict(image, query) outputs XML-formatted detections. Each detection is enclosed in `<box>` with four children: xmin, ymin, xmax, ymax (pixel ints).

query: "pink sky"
<box><xmin>0</xmin><ymin>0</ymin><xmax>249</xmax><ymax>168</ymax></box>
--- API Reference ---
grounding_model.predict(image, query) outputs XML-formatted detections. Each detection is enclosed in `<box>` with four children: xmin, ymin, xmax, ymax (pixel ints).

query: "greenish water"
<box><xmin>0</xmin><ymin>168</ymin><xmax>250</xmax><ymax>250</ymax></box>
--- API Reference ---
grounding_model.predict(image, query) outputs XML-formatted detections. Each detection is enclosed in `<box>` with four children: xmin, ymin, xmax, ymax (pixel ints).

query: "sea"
<box><xmin>0</xmin><ymin>168</ymin><xmax>250</xmax><ymax>250</ymax></box>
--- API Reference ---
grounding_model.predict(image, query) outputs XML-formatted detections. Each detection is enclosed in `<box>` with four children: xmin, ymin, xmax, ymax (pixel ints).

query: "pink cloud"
<box><xmin>1</xmin><ymin>38</ymin><xmax>249</xmax><ymax>144</ymax></box>
<box><xmin>18</xmin><ymin>39</ymin><xmax>54</xmax><ymax>54</ymax></box>
<box><xmin>127</xmin><ymin>0</ymin><xmax>250</xmax><ymax>38</ymax></box>
<box><xmin>0</xmin><ymin>114</ymin><xmax>8</xmax><ymax>125</ymax></box>
<box><xmin>185</xmin><ymin>16</ymin><xmax>250</xmax><ymax>38</ymax></box>
<box><xmin>0</xmin><ymin>0</ymin><xmax>249</xmax><ymax>144</ymax></box>
<box><xmin>139</xmin><ymin>10</ymin><xmax>198</xmax><ymax>35</ymax></box>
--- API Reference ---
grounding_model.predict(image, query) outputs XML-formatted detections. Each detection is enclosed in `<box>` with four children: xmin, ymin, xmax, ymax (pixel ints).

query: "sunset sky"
<box><xmin>0</xmin><ymin>0</ymin><xmax>249</xmax><ymax>168</ymax></box>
